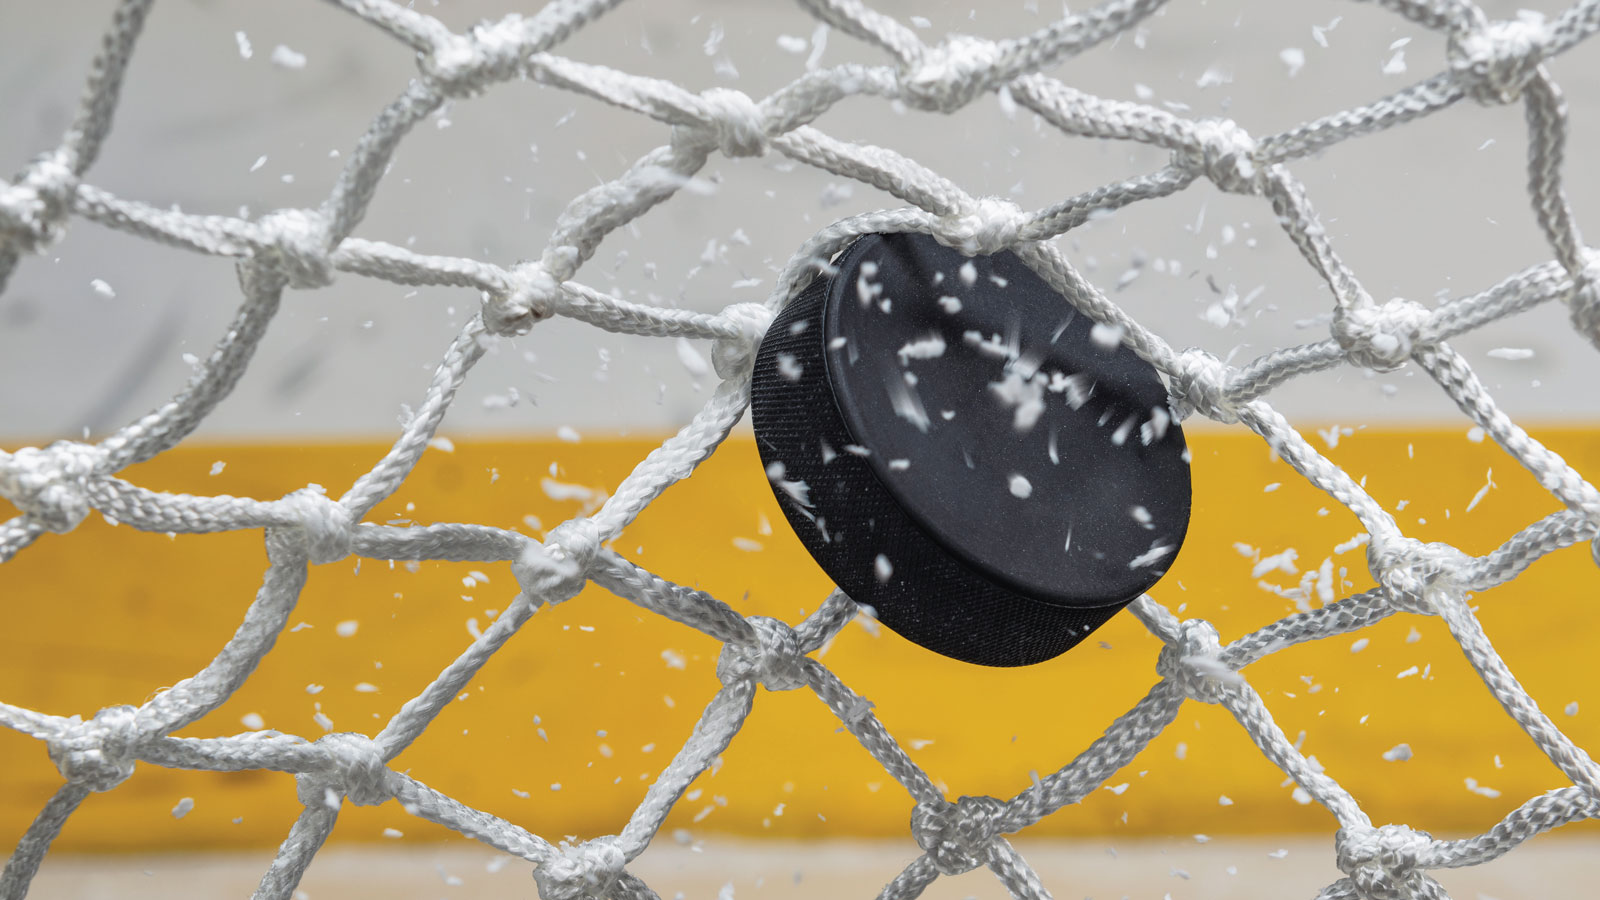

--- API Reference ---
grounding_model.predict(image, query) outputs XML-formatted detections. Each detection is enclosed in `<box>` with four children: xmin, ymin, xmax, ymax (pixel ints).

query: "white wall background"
<box><xmin>3</xmin><ymin>0</ymin><xmax>1598</xmax><ymax>441</ymax></box>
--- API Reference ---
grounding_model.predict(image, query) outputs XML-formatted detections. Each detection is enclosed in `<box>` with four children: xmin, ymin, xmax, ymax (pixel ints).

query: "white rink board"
<box><xmin>2</xmin><ymin>0</ymin><xmax>1598</xmax><ymax>441</ymax></box>
<box><xmin>23</xmin><ymin>837</ymin><xmax>1600</xmax><ymax>900</ymax></box>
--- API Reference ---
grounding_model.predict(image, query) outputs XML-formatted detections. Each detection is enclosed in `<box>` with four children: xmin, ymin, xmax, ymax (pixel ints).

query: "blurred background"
<box><xmin>3</xmin><ymin>0</ymin><xmax>1600</xmax><ymax>896</ymax></box>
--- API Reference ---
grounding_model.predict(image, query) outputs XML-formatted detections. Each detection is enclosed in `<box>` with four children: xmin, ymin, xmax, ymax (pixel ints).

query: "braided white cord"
<box><xmin>3</xmin><ymin>0</ymin><xmax>1600</xmax><ymax>898</ymax></box>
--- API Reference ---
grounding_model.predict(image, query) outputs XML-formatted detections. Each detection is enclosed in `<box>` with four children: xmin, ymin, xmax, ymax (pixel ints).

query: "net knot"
<box><xmin>254</xmin><ymin>208</ymin><xmax>335</xmax><ymax>289</ymax></box>
<box><xmin>1569</xmin><ymin>263</ymin><xmax>1600</xmax><ymax>352</ymax></box>
<box><xmin>935</xmin><ymin>197</ymin><xmax>1029</xmax><ymax>256</ymax></box>
<box><xmin>0</xmin><ymin>150</ymin><xmax>77</xmax><ymax>254</ymax></box>
<box><xmin>295</xmin><ymin>732</ymin><xmax>392</xmax><ymax>808</ymax></box>
<box><xmin>533</xmin><ymin>835</ymin><xmax>627</xmax><ymax>900</ymax></box>
<box><xmin>1173</xmin><ymin>119</ymin><xmax>1261</xmax><ymax>194</ymax></box>
<box><xmin>485</xmin><ymin>263</ymin><xmax>562</xmax><ymax>336</ymax></box>
<box><xmin>675</xmin><ymin>88</ymin><xmax>769</xmax><ymax>158</ymax></box>
<box><xmin>1368</xmin><ymin>535</ymin><xmax>1467</xmax><ymax>613</ymax></box>
<box><xmin>47</xmin><ymin>704</ymin><xmax>141</xmax><ymax>792</ymax></box>
<box><xmin>901</xmin><ymin>35</ymin><xmax>1006</xmax><ymax>113</ymax></box>
<box><xmin>1156</xmin><ymin>619</ymin><xmax>1240</xmax><ymax>703</ymax></box>
<box><xmin>712</xmin><ymin>302</ymin><xmax>773</xmax><ymax>379</ymax></box>
<box><xmin>1335</xmin><ymin>824</ymin><xmax>1437</xmax><ymax>899</ymax></box>
<box><xmin>716</xmin><ymin>616</ymin><xmax>808</xmax><ymax>691</ymax></box>
<box><xmin>1448</xmin><ymin>16</ymin><xmax>1548</xmax><ymax>105</ymax></box>
<box><xmin>424</xmin><ymin>15</ymin><xmax>530</xmax><ymax>97</ymax></box>
<box><xmin>1168</xmin><ymin>348</ymin><xmax>1239</xmax><ymax>424</ymax></box>
<box><xmin>910</xmin><ymin>795</ymin><xmax>1006</xmax><ymax>875</ymax></box>
<box><xmin>276</xmin><ymin>484</ymin><xmax>354</xmax><ymax>565</ymax></box>
<box><xmin>514</xmin><ymin>518</ymin><xmax>600</xmax><ymax>605</ymax></box>
<box><xmin>0</xmin><ymin>441</ymin><xmax>105</xmax><ymax>534</ymax></box>
<box><xmin>1332</xmin><ymin>298</ymin><xmax>1432</xmax><ymax>371</ymax></box>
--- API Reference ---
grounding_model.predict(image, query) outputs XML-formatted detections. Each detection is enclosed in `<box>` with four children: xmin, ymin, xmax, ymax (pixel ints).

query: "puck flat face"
<box><xmin>751</xmin><ymin>232</ymin><xmax>1191</xmax><ymax>666</ymax></box>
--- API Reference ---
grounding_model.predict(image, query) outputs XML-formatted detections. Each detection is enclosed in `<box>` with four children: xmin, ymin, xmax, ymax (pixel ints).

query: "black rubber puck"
<box><xmin>750</xmin><ymin>232</ymin><xmax>1192</xmax><ymax>666</ymax></box>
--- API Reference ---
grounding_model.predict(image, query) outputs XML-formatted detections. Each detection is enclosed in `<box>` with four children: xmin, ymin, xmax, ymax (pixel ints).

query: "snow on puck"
<box><xmin>751</xmin><ymin>232</ymin><xmax>1191</xmax><ymax>666</ymax></box>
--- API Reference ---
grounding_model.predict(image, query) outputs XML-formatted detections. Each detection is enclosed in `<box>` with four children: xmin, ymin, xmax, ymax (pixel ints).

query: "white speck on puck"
<box><xmin>874</xmin><ymin>554</ymin><xmax>893</xmax><ymax>582</ymax></box>
<box><xmin>1090</xmin><ymin>322</ymin><xmax>1125</xmax><ymax>349</ymax></box>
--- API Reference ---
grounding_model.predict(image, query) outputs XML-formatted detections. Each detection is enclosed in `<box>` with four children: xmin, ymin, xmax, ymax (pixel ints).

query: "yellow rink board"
<box><xmin>3</xmin><ymin>427</ymin><xmax>1600</xmax><ymax>852</ymax></box>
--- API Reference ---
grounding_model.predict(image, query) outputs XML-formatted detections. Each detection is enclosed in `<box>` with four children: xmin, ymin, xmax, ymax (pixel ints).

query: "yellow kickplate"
<box><xmin>3</xmin><ymin>427</ymin><xmax>1599</xmax><ymax>850</ymax></box>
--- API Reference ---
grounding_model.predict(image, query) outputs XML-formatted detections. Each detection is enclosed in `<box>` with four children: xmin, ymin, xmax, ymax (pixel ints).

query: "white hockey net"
<box><xmin>3</xmin><ymin>0</ymin><xmax>1600</xmax><ymax>898</ymax></box>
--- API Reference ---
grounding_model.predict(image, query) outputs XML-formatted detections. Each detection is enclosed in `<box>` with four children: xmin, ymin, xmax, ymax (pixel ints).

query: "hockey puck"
<box><xmin>750</xmin><ymin>232</ymin><xmax>1191</xmax><ymax>666</ymax></box>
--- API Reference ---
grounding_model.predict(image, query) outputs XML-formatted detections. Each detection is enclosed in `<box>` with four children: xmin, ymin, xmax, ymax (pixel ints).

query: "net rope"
<box><xmin>2</xmin><ymin>0</ymin><xmax>1600</xmax><ymax>897</ymax></box>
